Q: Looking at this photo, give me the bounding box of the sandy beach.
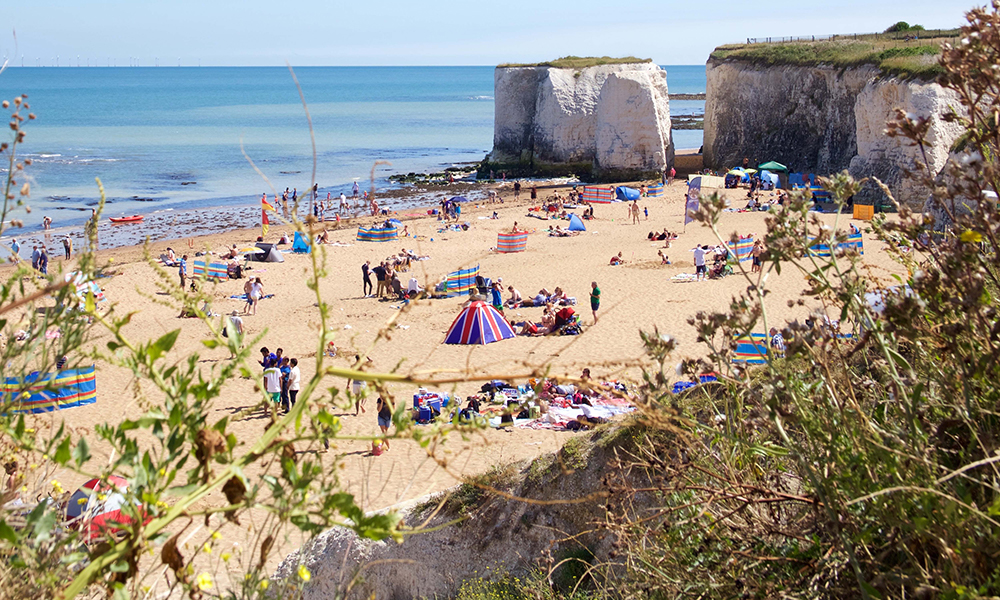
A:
[2,176,907,592]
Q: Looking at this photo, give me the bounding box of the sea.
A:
[0,65,705,234]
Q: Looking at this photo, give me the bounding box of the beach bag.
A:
[560,323,582,336]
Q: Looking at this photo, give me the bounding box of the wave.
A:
[468,96,494,101]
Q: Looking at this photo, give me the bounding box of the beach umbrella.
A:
[450,196,469,203]
[758,161,788,172]
[65,475,142,541]
[239,247,266,255]
[727,169,745,176]
[744,168,758,174]
[444,301,516,345]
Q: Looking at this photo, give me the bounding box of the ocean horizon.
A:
[0,65,705,234]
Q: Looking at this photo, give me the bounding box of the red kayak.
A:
[109,215,144,223]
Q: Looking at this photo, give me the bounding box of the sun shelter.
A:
[1,366,97,415]
[193,260,229,280]
[65,475,143,541]
[647,183,664,197]
[444,301,516,345]
[292,231,311,254]
[357,226,399,242]
[728,236,755,262]
[581,186,616,203]
[497,231,528,253]
[732,333,768,364]
[445,265,480,296]
[567,214,586,231]
[615,186,641,201]
[807,232,864,257]
[760,170,780,189]
[758,161,788,173]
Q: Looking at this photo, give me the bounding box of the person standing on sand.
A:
[669,167,676,185]
[630,201,640,224]
[287,358,301,410]
[225,311,244,358]
[38,247,48,275]
[9,239,18,263]
[590,281,601,324]
[514,180,521,200]
[250,277,263,315]
[263,362,282,409]
[530,186,537,200]
[376,396,393,450]
[751,240,763,274]
[42,216,51,230]
[372,262,387,297]
[242,278,254,313]
[362,261,373,296]
[352,180,359,199]
[179,255,187,289]
[30,245,39,270]
[62,236,72,260]
[693,245,708,281]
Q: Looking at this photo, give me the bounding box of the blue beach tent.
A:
[292,231,311,254]
[615,186,641,201]
[567,214,586,232]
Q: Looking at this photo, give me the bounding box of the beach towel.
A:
[64,271,105,306]
[581,186,616,203]
[1,366,97,415]
[193,260,229,281]
[230,293,275,301]
[292,231,311,254]
[496,231,528,253]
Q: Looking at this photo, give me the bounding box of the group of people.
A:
[362,259,422,300]
[259,347,301,414]
[9,236,74,271]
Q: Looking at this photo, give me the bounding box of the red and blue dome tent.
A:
[444,301,516,345]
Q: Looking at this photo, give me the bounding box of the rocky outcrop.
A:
[490,63,673,179]
[703,59,965,207]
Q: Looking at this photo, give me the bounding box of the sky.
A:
[3,0,980,67]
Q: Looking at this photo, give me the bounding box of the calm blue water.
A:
[0,65,704,231]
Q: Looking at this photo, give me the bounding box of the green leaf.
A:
[0,520,18,544]
[73,438,91,467]
[147,329,181,362]
[53,437,72,465]
[166,483,200,497]
[29,503,57,543]
[202,339,219,349]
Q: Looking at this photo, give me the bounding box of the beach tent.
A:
[567,214,586,232]
[760,170,780,189]
[688,174,724,189]
[758,161,788,173]
[445,264,480,296]
[615,186,641,201]
[264,247,285,262]
[65,475,143,541]
[497,231,528,253]
[647,183,664,198]
[249,242,275,262]
[581,186,616,203]
[807,232,864,257]
[1,366,97,415]
[292,231,311,254]
[357,226,399,243]
[193,261,229,280]
[444,301,516,345]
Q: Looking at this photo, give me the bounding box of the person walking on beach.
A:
[352,180,359,199]
[693,245,708,281]
[242,278,254,313]
[590,281,601,324]
[249,277,263,315]
[669,167,676,185]
[9,239,18,263]
[514,180,521,200]
[362,261,373,297]
[179,255,187,289]
[62,236,72,260]
[38,247,48,275]
[225,311,244,358]
[30,245,39,270]
[376,396,393,450]
[42,216,51,230]
[630,201,641,224]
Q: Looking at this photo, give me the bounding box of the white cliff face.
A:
[849,78,965,205]
[492,62,673,175]
[703,59,965,207]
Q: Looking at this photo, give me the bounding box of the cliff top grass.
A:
[499,56,652,69]
[711,30,961,78]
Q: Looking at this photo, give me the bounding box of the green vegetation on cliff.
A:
[711,29,960,78]
[498,56,652,69]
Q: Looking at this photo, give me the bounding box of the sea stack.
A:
[486,59,674,181]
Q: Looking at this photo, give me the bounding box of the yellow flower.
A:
[211,531,221,540]
[50,480,64,494]
[961,230,983,243]
[195,572,213,591]
[221,552,231,562]
[259,580,270,590]
[77,497,88,505]
[298,564,311,582]
[202,543,212,554]
[157,467,166,477]
[24,429,34,434]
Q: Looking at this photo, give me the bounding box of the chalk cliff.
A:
[703,59,964,206]
[490,63,673,179]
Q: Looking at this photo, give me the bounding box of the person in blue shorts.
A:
[590,281,601,324]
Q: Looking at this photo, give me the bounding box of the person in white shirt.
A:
[263,364,282,406]
[407,277,422,296]
[225,311,244,358]
[693,245,708,281]
[287,358,301,410]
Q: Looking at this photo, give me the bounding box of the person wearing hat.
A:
[62,236,72,260]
